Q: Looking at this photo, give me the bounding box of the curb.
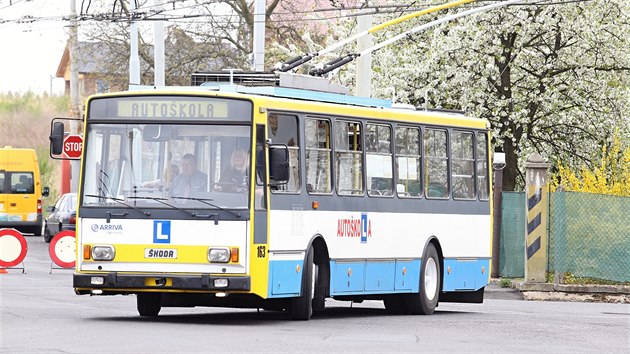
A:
[509,280,630,304]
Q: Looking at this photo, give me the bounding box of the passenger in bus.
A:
[216,148,249,193]
[170,154,207,197]
[143,153,179,189]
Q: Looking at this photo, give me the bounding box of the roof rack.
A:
[191,71,279,87]
[188,71,466,114]
[191,71,393,109]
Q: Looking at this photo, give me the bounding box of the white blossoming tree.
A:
[363,0,630,190]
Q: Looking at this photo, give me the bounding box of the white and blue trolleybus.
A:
[50,73,494,320]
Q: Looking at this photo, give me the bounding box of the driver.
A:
[170,154,207,197]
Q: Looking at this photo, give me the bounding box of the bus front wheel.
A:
[290,247,314,320]
[137,293,161,317]
[406,243,440,315]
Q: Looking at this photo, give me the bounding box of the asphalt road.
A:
[1,235,629,353]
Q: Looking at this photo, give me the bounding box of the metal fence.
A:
[499,192,525,278]
[498,191,630,283]
[549,191,630,283]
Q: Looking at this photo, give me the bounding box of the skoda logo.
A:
[91,224,99,232]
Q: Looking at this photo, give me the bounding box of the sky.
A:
[0,0,69,95]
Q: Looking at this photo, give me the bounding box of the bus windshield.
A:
[82,123,252,210]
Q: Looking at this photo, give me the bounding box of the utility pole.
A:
[129,0,140,86]
[356,12,372,97]
[69,0,80,193]
[252,0,265,71]
[153,0,165,86]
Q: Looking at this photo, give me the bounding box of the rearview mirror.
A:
[269,145,289,182]
[50,122,65,155]
[143,125,172,141]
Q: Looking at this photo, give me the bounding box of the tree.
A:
[368,0,630,191]
[78,0,334,88]
[553,130,630,196]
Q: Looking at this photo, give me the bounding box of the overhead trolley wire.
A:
[308,0,532,77]
[276,0,478,73]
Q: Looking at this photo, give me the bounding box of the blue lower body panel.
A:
[267,257,490,298]
[442,258,490,292]
[268,259,303,298]
[330,260,420,296]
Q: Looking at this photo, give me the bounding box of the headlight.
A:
[208,248,230,263]
[92,245,115,261]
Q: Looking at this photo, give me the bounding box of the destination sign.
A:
[117,100,228,118]
[88,95,252,121]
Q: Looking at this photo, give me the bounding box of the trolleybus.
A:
[50,73,494,320]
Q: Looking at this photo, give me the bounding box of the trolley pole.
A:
[524,153,550,283]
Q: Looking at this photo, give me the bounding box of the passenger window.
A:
[366,123,393,197]
[305,118,332,194]
[11,173,34,194]
[268,113,300,193]
[451,131,475,200]
[424,129,448,199]
[476,133,489,201]
[335,120,363,195]
[395,126,421,198]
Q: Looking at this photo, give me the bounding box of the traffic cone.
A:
[0,268,7,274]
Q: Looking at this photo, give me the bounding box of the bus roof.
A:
[117,77,487,129]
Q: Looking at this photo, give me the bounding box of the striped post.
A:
[524,154,550,283]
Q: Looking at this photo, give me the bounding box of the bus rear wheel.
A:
[290,248,314,320]
[137,293,161,317]
[405,243,440,315]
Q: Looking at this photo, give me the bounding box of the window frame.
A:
[366,122,394,198]
[424,128,450,200]
[333,119,364,197]
[305,116,333,196]
[394,124,422,199]
[451,130,476,201]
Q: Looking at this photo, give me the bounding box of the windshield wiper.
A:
[85,194,151,218]
[170,196,241,219]
[127,196,199,218]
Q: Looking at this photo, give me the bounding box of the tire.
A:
[405,243,441,315]
[312,246,329,313]
[32,224,42,236]
[384,294,408,314]
[43,226,52,243]
[290,248,314,320]
[137,293,161,317]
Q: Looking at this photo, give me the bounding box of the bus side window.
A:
[395,126,421,198]
[305,118,332,194]
[335,120,363,196]
[476,133,490,201]
[268,113,300,193]
[451,131,475,200]
[424,128,449,199]
[366,123,393,197]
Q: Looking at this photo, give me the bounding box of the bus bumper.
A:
[73,272,250,294]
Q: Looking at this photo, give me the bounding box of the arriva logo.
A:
[91,224,124,232]
[336,213,372,243]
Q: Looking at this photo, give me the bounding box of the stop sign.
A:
[63,134,83,159]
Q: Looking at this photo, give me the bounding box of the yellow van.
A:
[0,147,49,235]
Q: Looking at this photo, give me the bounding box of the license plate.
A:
[144,248,178,259]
